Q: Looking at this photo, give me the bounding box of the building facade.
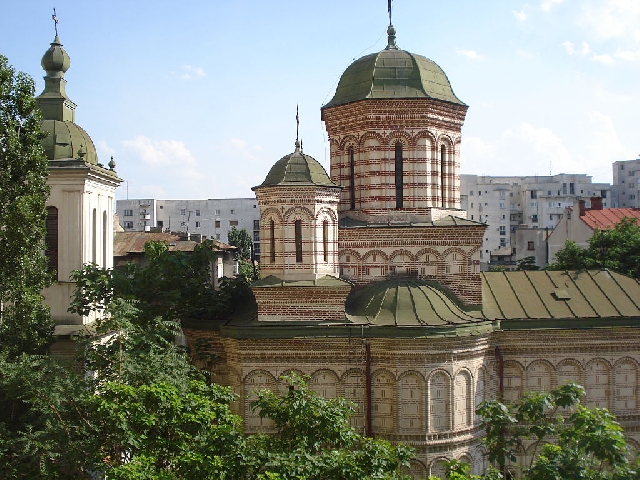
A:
[461,174,611,269]
[116,197,261,259]
[612,158,640,208]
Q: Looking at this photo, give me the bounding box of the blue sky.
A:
[3,1,639,200]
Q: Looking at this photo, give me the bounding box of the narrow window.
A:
[270,220,275,263]
[102,211,107,267]
[45,206,58,276]
[349,147,356,210]
[322,220,329,262]
[395,142,403,208]
[92,208,97,264]
[295,220,303,263]
[440,145,446,207]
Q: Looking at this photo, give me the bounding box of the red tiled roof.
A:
[581,208,640,230]
[114,232,236,257]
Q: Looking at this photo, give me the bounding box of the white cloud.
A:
[178,65,206,80]
[513,9,527,21]
[580,0,640,42]
[516,49,533,59]
[562,41,575,55]
[541,0,563,12]
[592,53,614,65]
[122,135,196,168]
[212,137,264,162]
[584,111,636,166]
[614,49,640,62]
[96,140,116,157]
[455,48,485,61]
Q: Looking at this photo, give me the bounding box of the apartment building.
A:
[461,174,610,269]
[612,158,640,208]
[116,198,261,259]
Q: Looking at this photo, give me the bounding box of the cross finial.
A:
[388,0,392,26]
[296,104,299,144]
[52,8,59,36]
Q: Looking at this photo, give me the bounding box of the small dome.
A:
[346,279,486,329]
[40,119,98,165]
[253,142,339,189]
[323,27,464,109]
[41,36,70,76]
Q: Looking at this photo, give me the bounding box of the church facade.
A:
[182,24,640,479]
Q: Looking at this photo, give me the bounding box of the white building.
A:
[116,198,261,259]
[461,174,611,269]
[612,158,640,208]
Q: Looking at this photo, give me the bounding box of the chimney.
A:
[579,199,586,216]
[590,196,603,211]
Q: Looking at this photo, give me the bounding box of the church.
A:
[35,15,640,480]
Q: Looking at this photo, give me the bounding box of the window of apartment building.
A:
[562,183,567,195]
[230,209,235,214]
[532,214,538,223]
[631,195,637,200]
[195,221,201,228]
[157,221,163,229]
[471,215,474,220]
[124,221,133,228]
[570,183,575,195]
[469,191,474,196]
[215,220,220,228]
[123,209,133,216]
[215,209,221,215]
[500,202,505,209]
[621,164,625,170]
[527,241,535,251]
[547,190,551,195]
[501,214,506,220]
[629,183,635,189]
[253,220,260,230]
[531,190,537,199]
[478,191,482,196]
[500,238,506,247]
[630,171,635,176]
[229,220,238,226]
[195,210,200,216]
[510,192,513,196]
[159,205,163,209]
[253,231,260,241]
[499,226,506,235]
[470,203,474,208]
[601,191,607,198]
[180,209,186,215]
[253,204,257,208]
[216,234,220,240]
[499,191,506,199]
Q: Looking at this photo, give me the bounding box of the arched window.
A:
[92,208,97,264]
[269,220,275,263]
[102,211,108,267]
[395,142,403,208]
[440,145,447,208]
[295,219,302,263]
[322,220,329,262]
[45,206,58,276]
[349,147,356,210]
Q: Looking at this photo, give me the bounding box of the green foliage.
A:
[476,383,635,480]
[488,265,507,272]
[516,256,540,271]
[549,218,640,277]
[246,374,412,480]
[0,55,53,357]
[228,225,253,261]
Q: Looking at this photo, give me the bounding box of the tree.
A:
[0,55,53,357]
[430,383,638,480]
[228,226,253,261]
[227,226,260,282]
[516,256,540,271]
[246,374,413,480]
[549,218,640,277]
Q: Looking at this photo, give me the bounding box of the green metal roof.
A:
[346,278,486,327]
[323,26,465,109]
[339,215,481,228]
[251,275,351,288]
[41,119,98,165]
[253,142,339,190]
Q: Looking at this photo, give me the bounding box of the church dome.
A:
[41,119,98,165]
[345,278,487,330]
[41,35,70,75]
[323,25,465,109]
[254,141,339,189]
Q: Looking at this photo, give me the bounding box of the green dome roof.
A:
[41,119,98,165]
[323,25,465,109]
[253,141,339,189]
[41,35,70,75]
[346,279,486,328]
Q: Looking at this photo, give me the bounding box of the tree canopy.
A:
[0,55,53,357]
[549,217,640,277]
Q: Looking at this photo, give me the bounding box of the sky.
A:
[2,0,639,200]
